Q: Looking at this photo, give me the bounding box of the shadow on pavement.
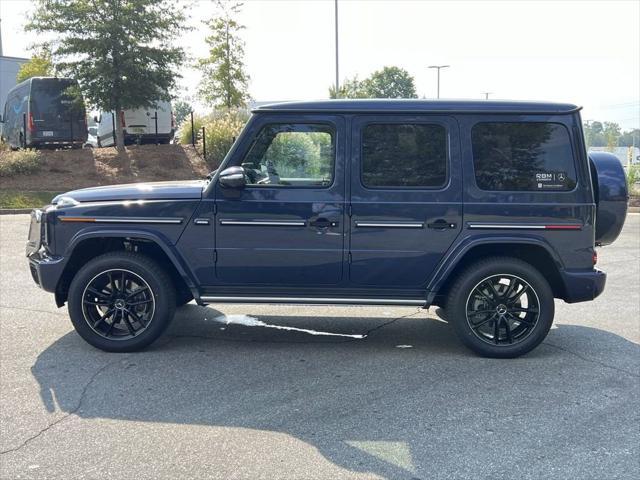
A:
[30,305,640,479]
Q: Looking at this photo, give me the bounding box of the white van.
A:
[93,100,175,146]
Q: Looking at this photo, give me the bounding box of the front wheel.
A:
[68,252,176,352]
[446,257,554,358]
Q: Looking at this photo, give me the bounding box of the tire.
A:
[445,257,554,358]
[68,252,176,352]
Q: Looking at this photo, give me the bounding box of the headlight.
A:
[56,196,80,208]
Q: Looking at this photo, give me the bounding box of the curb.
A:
[0,208,33,215]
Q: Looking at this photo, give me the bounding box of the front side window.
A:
[362,123,447,188]
[241,123,334,187]
[472,122,577,191]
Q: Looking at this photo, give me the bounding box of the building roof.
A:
[253,99,581,115]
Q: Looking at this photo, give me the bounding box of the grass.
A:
[0,190,61,209]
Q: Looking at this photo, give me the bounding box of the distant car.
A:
[93,100,175,146]
[0,76,88,149]
[25,100,628,358]
[84,126,99,148]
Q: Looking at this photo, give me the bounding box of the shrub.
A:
[177,110,249,168]
[627,165,640,196]
[0,149,43,177]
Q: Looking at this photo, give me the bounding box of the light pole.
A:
[334,0,339,98]
[481,92,492,100]
[428,65,449,99]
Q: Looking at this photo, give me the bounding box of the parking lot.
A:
[1,213,638,479]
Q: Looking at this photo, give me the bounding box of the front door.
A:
[349,115,462,288]
[214,114,345,286]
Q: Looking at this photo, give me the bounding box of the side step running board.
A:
[199,296,427,306]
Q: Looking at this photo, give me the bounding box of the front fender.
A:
[65,228,199,291]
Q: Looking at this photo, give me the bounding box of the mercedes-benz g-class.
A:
[26,100,628,357]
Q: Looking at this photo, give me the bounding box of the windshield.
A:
[30,79,85,123]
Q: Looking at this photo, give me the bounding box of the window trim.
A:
[238,121,337,190]
[470,120,579,193]
[358,120,450,191]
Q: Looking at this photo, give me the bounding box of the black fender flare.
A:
[64,228,200,300]
[425,235,565,304]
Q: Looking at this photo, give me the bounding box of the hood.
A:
[52,180,205,204]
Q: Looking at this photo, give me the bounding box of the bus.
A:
[1,77,87,149]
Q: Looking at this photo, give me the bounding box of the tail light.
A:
[28,112,35,131]
[120,111,126,128]
[592,250,598,266]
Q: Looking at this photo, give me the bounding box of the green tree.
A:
[16,47,54,82]
[173,100,193,127]
[27,0,186,156]
[328,66,418,99]
[618,128,640,147]
[198,1,250,110]
[603,122,621,152]
[363,66,418,98]
[329,76,367,99]
[583,121,605,148]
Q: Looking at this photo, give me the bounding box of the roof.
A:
[253,99,581,115]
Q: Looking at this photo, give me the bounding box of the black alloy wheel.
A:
[82,269,155,340]
[446,257,554,358]
[465,274,540,346]
[68,252,176,352]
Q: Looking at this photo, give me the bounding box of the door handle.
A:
[310,218,338,228]
[427,219,457,230]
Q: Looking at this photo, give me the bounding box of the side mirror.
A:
[218,166,246,189]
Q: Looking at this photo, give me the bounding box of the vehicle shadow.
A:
[30,305,640,479]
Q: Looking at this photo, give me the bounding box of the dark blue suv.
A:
[26,100,628,357]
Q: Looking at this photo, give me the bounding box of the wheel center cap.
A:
[496,304,508,315]
[114,299,126,310]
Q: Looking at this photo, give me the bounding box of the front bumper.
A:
[28,252,66,293]
[561,268,607,303]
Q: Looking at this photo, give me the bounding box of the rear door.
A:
[349,115,462,288]
[214,114,346,286]
[123,108,149,136]
[151,100,172,134]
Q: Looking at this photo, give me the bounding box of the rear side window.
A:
[362,123,447,188]
[472,122,576,191]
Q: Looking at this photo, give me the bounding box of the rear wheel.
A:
[68,252,176,352]
[446,257,554,358]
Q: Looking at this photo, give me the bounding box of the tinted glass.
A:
[242,124,334,187]
[472,122,576,191]
[362,123,447,188]
[30,79,85,122]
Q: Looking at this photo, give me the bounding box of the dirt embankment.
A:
[0,144,210,191]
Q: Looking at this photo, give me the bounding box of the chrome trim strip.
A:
[60,217,183,224]
[98,217,183,224]
[200,296,427,306]
[194,218,211,225]
[468,224,546,230]
[467,223,582,230]
[355,222,424,229]
[219,220,306,227]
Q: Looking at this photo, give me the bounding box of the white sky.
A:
[1,0,639,129]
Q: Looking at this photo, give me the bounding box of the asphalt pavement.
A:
[1,213,639,480]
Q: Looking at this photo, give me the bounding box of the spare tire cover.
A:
[589,152,628,246]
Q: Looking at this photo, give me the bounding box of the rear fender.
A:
[426,235,564,303]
